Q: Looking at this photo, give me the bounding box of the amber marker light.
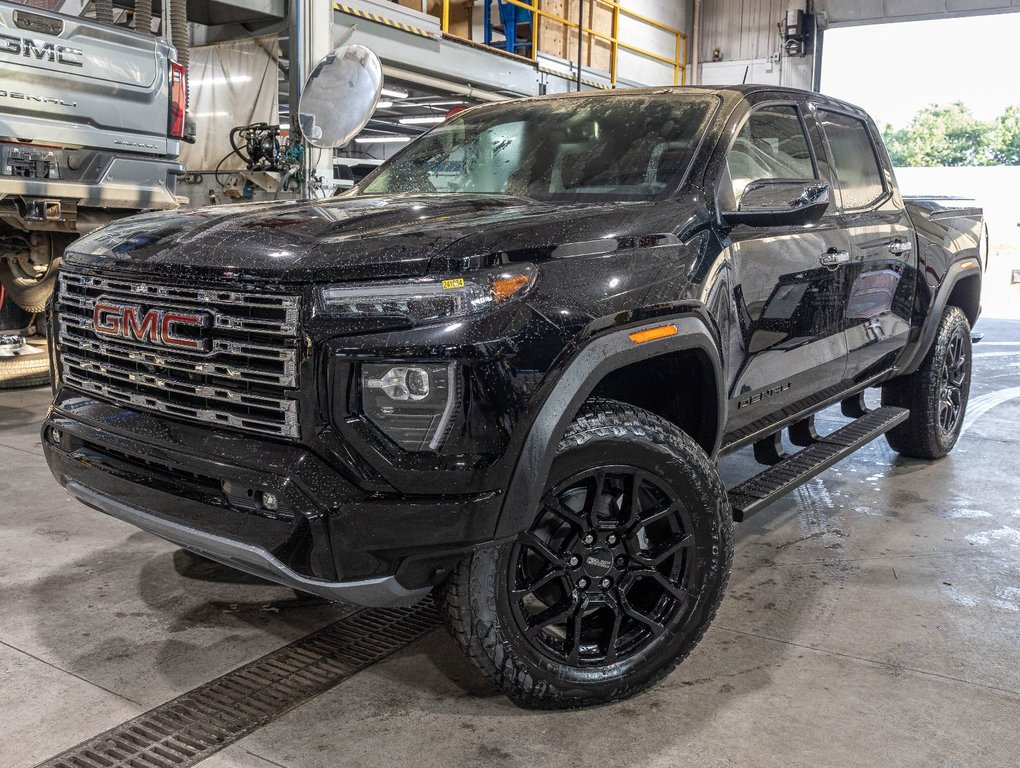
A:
[491,274,533,301]
[629,324,678,344]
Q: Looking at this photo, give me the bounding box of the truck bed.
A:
[0,1,178,158]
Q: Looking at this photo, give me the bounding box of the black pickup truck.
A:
[43,85,984,709]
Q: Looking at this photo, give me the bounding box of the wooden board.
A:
[537,0,612,74]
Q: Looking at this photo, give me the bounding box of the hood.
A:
[63,194,695,283]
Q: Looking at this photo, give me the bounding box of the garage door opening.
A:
[820,14,1020,321]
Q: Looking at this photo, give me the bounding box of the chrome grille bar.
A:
[57,271,302,439]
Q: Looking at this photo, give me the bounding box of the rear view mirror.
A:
[724,180,830,228]
[297,44,383,149]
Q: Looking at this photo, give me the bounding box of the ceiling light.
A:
[381,87,409,99]
[355,135,412,144]
[398,116,445,125]
[194,74,252,86]
[375,101,393,109]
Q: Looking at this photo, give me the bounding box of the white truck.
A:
[0,0,188,384]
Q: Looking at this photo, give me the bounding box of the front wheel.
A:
[882,306,972,459]
[438,399,732,709]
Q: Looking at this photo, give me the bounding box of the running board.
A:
[729,406,909,522]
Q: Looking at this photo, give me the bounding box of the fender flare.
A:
[898,259,982,376]
[494,314,725,539]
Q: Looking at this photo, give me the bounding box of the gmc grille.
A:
[56,271,301,439]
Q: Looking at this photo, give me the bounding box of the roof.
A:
[496,84,871,119]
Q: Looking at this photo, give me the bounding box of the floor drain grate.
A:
[36,598,440,768]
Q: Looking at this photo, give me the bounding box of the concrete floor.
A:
[3,318,1020,768]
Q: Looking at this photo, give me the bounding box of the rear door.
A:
[0,1,173,156]
[814,107,916,382]
[718,96,851,435]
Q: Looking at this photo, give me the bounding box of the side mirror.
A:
[723,180,830,228]
[297,44,383,149]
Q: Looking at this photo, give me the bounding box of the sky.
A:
[820,13,1020,130]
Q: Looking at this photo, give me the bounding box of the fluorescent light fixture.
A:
[192,111,228,118]
[381,87,409,99]
[355,135,412,144]
[398,116,445,125]
[375,101,393,109]
[194,74,252,86]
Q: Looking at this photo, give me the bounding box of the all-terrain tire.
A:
[0,338,50,389]
[438,399,732,709]
[882,306,972,459]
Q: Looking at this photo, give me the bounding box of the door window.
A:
[724,105,815,207]
[818,111,886,211]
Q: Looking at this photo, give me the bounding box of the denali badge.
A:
[92,302,210,351]
[0,33,84,67]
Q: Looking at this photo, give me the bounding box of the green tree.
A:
[990,105,1020,165]
[882,123,911,166]
[900,103,991,166]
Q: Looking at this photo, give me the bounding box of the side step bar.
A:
[729,406,909,522]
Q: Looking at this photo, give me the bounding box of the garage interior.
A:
[1,1,1019,766]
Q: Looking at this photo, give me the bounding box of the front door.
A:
[719,100,851,436]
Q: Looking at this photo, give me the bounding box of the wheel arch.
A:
[945,272,980,328]
[589,348,720,457]
[899,261,982,376]
[494,315,725,539]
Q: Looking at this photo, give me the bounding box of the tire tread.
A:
[438,398,732,709]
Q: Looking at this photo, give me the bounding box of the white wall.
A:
[696,0,813,90]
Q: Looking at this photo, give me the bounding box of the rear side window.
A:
[725,105,815,205]
[818,111,886,211]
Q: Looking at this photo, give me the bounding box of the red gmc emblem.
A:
[92,301,210,351]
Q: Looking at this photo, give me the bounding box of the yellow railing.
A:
[441,0,687,86]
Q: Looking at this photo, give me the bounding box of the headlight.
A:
[362,362,458,452]
[317,264,536,324]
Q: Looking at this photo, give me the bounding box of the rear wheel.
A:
[882,306,972,459]
[439,399,732,709]
[0,232,66,314]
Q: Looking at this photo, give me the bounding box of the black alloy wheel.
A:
[509,466,695,667]
[937,325,968,437]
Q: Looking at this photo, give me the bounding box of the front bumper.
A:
[62,480,422,606]
[43,391,503,607]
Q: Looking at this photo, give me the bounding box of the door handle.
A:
[888,239,913,255]
[819,248,851,268]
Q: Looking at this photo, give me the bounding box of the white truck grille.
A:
[56,272,302,439]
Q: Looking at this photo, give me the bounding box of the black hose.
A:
[214,146,245,188]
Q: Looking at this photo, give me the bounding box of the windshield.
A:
[359,94,715,202]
